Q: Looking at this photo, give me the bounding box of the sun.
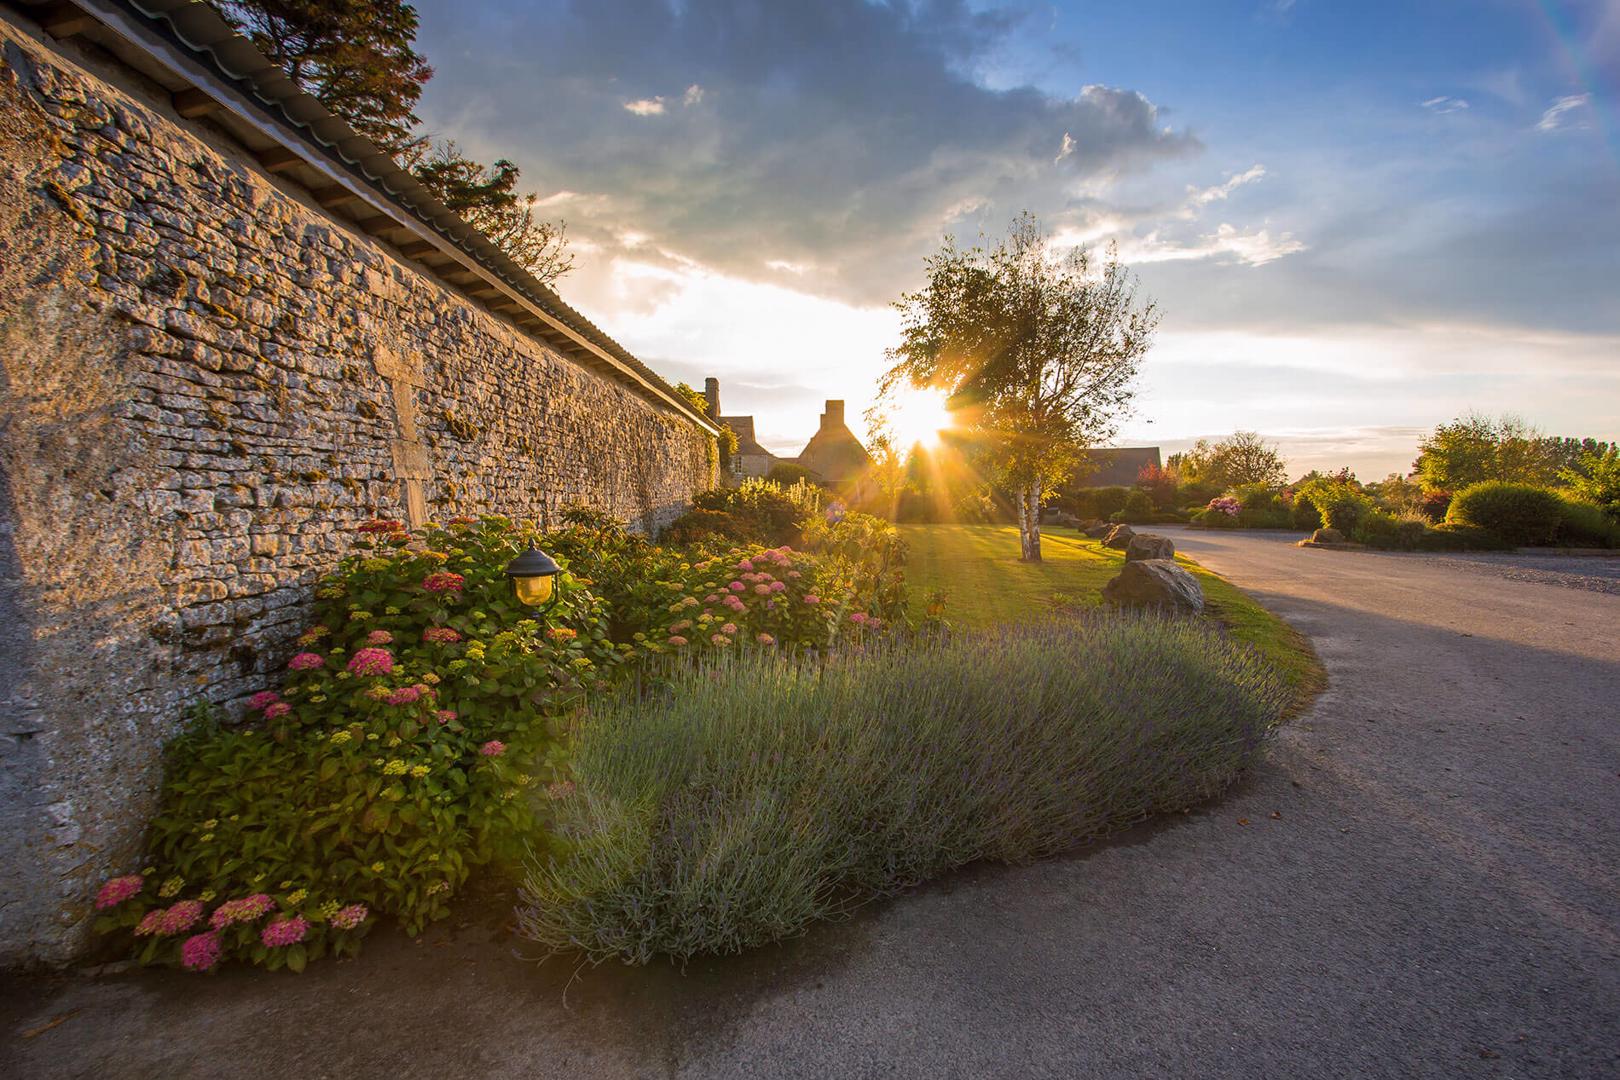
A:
[888,386,955,450]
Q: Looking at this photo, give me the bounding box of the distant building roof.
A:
[703,379,777,463]
[1079,447,1162,487]
[795,400,871,485]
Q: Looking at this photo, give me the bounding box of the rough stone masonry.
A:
[0,15,713,966]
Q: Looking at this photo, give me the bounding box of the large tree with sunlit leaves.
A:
[881,213,1158,561]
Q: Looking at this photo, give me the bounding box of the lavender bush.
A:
[517,613,1291,964]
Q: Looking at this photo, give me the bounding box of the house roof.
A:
[19,0,716,434]
[1078,447,1162,488]
[717,416,775,459]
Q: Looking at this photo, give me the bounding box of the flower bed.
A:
[94,512,896,972]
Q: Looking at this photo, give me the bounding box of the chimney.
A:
[704,377,720,420]
[821,399,844,430]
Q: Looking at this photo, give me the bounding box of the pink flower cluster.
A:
[261,915,309,947]
[1208,495,1242,517]
[95,875,143,910]
[480,740,506,757]
[347,647,395,676]
[248,690,280,711]
[849,612,880,628]
[422,626,461,644]
[435,709,458,724]
[366,629,394,646]
[721,594,747,613]
[422,571,465,594]
[263,702,291,720]
[137,900,206,936]
[181,931,222,972]
[209,893,274,929]
[330,904,369,931]
[386,685,428,706]
[667,635,688,646]
[288,651,325,671]
[357,518,405,534]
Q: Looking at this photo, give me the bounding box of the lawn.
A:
[901,524,1324,710]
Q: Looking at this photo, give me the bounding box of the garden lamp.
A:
[503,545,562,611]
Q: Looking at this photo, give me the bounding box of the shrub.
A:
[800,509,909,621]
[1556,497,1619,547]
[1083,486,1130,519]
[660,507,752,547]
[1355,510,1429,551]
[517,616,1290,965]
[1446,481,1563,546]
[1296,479,1373,535]
[1415,522,1513,551]
[682,478,822,546]
[95,516,622,971]
[1419,489,1453,522]
[1120,489,1156,523]
[1291,494,1322,531]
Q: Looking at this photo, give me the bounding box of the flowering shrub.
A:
[1208,495,1241,517]
[96,516,624,972]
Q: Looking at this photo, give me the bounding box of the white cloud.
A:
[683,84,705,106]
[1536,93,1592,132]
[623,97,666,116]
[1124,223,1306,267]
[1421,95,1469,114]
[1055,132,1076,163]
[1186,164,1266,208]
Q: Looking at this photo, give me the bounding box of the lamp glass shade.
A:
[512,572,555,607]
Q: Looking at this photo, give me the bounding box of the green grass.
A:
[901,524,1324,710]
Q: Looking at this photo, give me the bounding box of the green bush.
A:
[94,516,621,971]
[1120,489,1156,523]
[1446,481,1563,546]
[517,616,1290,965]
[800,509,909,621]
[1291,494,1322,531]
[1556,497,1619,547]
[682,478,822,546]
[1355,510,1429,550]
[1415,522,1513,551]
[1296,479,1373,535]
[1085,486,1131,519]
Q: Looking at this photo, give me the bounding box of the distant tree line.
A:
[213,1,572,283]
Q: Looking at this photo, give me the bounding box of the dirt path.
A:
[5,529,1618,1079]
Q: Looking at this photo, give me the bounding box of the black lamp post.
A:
[503,545,562,611]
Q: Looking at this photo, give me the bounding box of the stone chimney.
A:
[821,399,844,431]
[704,377,721,420]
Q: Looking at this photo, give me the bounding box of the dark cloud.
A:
[413,0,1197,299]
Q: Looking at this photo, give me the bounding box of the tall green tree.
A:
[1413,413,1554,489]
[214,2,572,283]
[1172,431,1287,490]
[881,214,1158,561]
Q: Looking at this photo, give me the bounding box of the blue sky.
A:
[413,0,1619,476]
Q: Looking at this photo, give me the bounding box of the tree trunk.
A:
[1017,482,1043,566]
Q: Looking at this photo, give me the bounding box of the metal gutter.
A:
[9,0,719,435]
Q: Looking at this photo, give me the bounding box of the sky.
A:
[412,0,1620,478]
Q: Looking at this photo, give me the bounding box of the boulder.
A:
[1310,527,1344,545]
[1103,559,1205,615]
[1125,533,1176,562]
[1041,508,1079,527]
[1102,524,1136,550]
[1084,523,1112,539]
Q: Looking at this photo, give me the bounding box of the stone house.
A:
[704,377,873,489]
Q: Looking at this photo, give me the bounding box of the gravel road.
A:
[4,528,1617,1079]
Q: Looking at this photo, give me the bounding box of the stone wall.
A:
[0,17,713,967]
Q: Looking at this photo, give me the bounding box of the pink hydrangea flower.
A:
[703,594,719,604]
[720,622,738,635]
[787,570,802,579]
[159,900,206,935]
[263,702,292,720]
[347,648,394,676]
[667,635,688,646]
[723,596,747,612]
[95,875,143,910]
[737,559,754,572]
[757,633,775,645]
[180,931,222,972]
[288,652,325,671]
[480,740,506,757]
[754,583,771,595]
[248,690,280,711]
[422,571,465,594]
[850,612,869,626]
[366,629,394,646]
[803,595,820,605]
[711,633,732,646]
[330,904,369,931]
[728,581,746,592]
[385,686,424,706]
[209,893,274,929]
[261,916,309,947]
[422,626,462,644]
[134,909,166,936]
[769,581,787,593]
[435,709,458,724]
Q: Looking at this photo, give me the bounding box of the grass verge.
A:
[517,616,1292,965]
[900,524,1324,713]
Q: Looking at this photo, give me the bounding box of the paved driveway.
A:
[5,529,1618,1079]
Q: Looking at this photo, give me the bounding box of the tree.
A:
[411,142,574,283]
[214,3,572,283]
[881,214,1157,561]
[215,1,432,159]
[1174,432,1286,490]
[1561,447,1620,519]
[1413,413,1553,489]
